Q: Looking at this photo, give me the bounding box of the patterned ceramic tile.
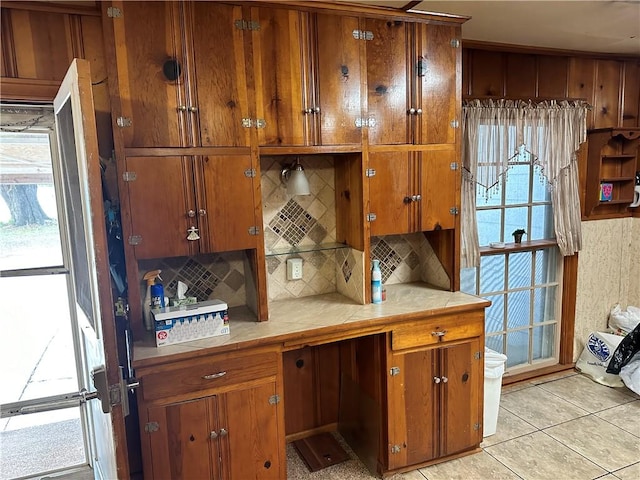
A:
[419,451,522,480]
[544,415,640,472]
[595,400,640,437]
[537,373,637,413]
[499,385,589,429]
[484,431,606,480]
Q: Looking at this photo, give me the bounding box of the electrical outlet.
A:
[287,258,303,280]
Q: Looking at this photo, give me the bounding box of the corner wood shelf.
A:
[584,128,639,220]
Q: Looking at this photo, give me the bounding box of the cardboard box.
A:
[152,299,229,347]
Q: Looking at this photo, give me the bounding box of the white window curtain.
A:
[461,99,588,267]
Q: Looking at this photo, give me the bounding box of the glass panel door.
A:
[0,109,88,478]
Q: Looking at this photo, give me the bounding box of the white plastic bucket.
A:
[484,347,507,437]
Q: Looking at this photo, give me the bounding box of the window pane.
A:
[507,289,531,329]
[486,334,504,354]
[485,294,505,334]
[508,252,532,289]
[504,164,530,205]
[506,330,529,367]
[530,204,554,240]
[534,248,558,285]
[532,324,555,361]
[480,255,505,293]
[532,166,551,202]
[504,206,528,242]
[0,132,63,270]
[534,286,557,324]
[0,275,77,404]
[460,267,477,295]
[477,208,502,246]
[476,179,503,207]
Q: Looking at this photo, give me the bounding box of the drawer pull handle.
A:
[202,371,227,380]
[431,330,447,337]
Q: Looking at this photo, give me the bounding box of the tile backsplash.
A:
[260,155,449,302]
[138,251,249,308]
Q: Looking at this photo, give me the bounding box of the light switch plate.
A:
[287,258,303,280]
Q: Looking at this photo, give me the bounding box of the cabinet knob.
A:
[313,106,321,114]
[441,376,448,383]
[415,108,422,115]
[188,106,198,113]
[210,431,218,439]
[412,194,422,202]
[187,210,196,218]
[303,108,313,114]
[408,108,416,115]
[433,377,441,384]
[219,428,228,437]
[177,105,187,112]
[199,209,207,216]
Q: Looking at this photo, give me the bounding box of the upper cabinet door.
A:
[419,150,458,231]
[414,24,460,145]
[252,8,363,147]
[110,1,186,148]
[313,13,363,146]
[365,18,410,145]
[187,2,252,147]
[252,7,306,146]
[196,154,258,253]
[368,151,411,236]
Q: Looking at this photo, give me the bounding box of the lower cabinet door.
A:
[143,380,283,479]
[386,337,483,470]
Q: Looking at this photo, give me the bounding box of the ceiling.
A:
[346,1,640,55]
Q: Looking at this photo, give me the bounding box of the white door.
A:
[53,58,130,479]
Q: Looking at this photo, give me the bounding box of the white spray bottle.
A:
[143,269,162,331]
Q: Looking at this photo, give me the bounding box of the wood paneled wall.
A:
[463,46,640,130]
[1,1,114,186]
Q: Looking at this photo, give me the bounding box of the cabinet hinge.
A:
[107,6,122,18]
[450,38,461,48]
[474,422,481,431]
[128,235,142,245]
[254,118,266,129]
[366,213,377,222]
[248,226,260,236]
[450,162,459,171]
[450,119,459,128]
[475,351,482,360]
[268,394,280,405]
[242,118,266,129]
[244,168,256,178]
[234,19,260,31]
[116,116,132,128]
[241,118,252,128]
[355,117,376,128]
[390,444,402,454]
[389,366,400,376]
[365,168,376,177]
[122,171,137,182]
[352,29,374,40]
[145,422,159,433]
[449,207,459,215]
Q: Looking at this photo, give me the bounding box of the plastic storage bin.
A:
[484,347,507,437]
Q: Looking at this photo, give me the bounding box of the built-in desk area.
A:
[133,283,489,479]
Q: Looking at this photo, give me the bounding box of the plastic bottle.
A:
[143,270,163,331]
[371,259,382,304]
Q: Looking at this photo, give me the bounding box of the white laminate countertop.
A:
[133,282,489,368]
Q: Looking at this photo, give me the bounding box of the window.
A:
[462,147,562,374]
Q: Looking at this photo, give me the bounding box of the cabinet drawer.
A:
[142,351,278,401]
[391,311,484,351]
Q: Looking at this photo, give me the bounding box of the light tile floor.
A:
[287,371,640,480]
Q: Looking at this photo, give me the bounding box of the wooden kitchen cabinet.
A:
[385,335,483,469]
[107,1,252,148]
[368,149,459,236]
[251,7,363,146]
[137,350,284,479]
[583,127,640,219]
[122,152,259,259]
[365,19,461,146]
